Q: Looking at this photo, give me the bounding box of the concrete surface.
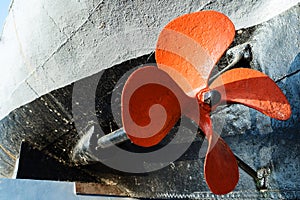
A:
[0,178,136,200]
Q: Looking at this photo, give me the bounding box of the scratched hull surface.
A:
[0,0,300,199]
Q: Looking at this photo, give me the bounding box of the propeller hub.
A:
[198,89,221,108]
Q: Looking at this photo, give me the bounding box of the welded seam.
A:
[47,93,73,122]
[39,93,75,153]
[31,0,106,77]
[25,81,39,97]
[6,0,105,103]
[41,5,68,38]
[156,189,300,199]
[0,155,14,167]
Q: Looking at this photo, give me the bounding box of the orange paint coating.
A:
[121,11,291,195]
[122,66,239,194]
[205,134,239,195]
[122,66,191,147]
[185,97,239,195]
[210,68,292,120]
[156,11,235,92]
[127,83,180,147]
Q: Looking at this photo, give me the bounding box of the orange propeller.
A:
[210,68,291,120]
[156,10,235,95]
[121,11,291,195]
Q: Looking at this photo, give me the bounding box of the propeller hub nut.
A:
[198,89,221,107]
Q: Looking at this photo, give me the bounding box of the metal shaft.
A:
[96,128,259,181]
[208,44,251,85]
[235,155,258,181]
[97,127,128,149]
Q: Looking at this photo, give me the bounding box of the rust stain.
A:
[75,182,130,197]
[0,144,16,161]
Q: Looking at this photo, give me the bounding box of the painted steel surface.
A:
[121,11,291,195]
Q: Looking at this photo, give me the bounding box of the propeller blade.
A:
[210,68,291,120]
[201,115,239,195]
[122,66,189,147]
[156,11,235,95]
